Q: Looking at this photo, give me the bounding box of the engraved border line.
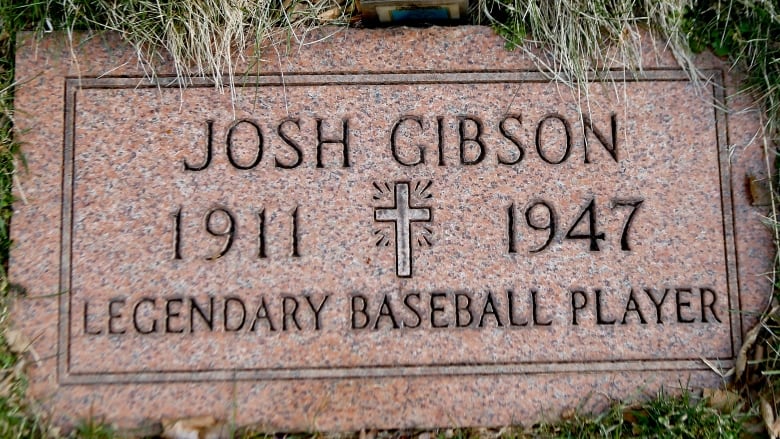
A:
[712,69,741,357]
[62,359,730,385]
[59,69,738,384]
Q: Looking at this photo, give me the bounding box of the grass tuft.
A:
[681,1,780,435]
[73,417,116,439]
[59,0,353,90]
[685,0,780,140]
[473,0,698,90]
[536,390,747,438]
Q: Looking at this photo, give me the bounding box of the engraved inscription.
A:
[82,294,331,334]
[374,181,432,277]
[204,207,235,260]
[171,206,301,259]
[389,112,617,167]
[506,197,644,253]
[183,118,351,170]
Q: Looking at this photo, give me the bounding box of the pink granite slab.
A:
[11,27,772,430]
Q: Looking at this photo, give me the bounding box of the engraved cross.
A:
[375,182,431,277]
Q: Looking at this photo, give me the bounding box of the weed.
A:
[534,390,747,438]
[54,0,351,90]
[72,418,116,439]
[534,403,625,438]
[684,0,780,140]
[622,391,745,438]
[473,0,698,93]
[0,4,53,439]
[683,0,780,434]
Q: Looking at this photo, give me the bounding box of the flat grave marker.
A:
[10,27,772,430]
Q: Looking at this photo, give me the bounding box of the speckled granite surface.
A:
[10,27,772,430]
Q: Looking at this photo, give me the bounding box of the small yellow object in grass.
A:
[703,388,741,413]
[161,416,228,439]
[761,396,780,439]
[4,328,39,363]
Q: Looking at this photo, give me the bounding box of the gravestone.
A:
[11,27,772,430]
